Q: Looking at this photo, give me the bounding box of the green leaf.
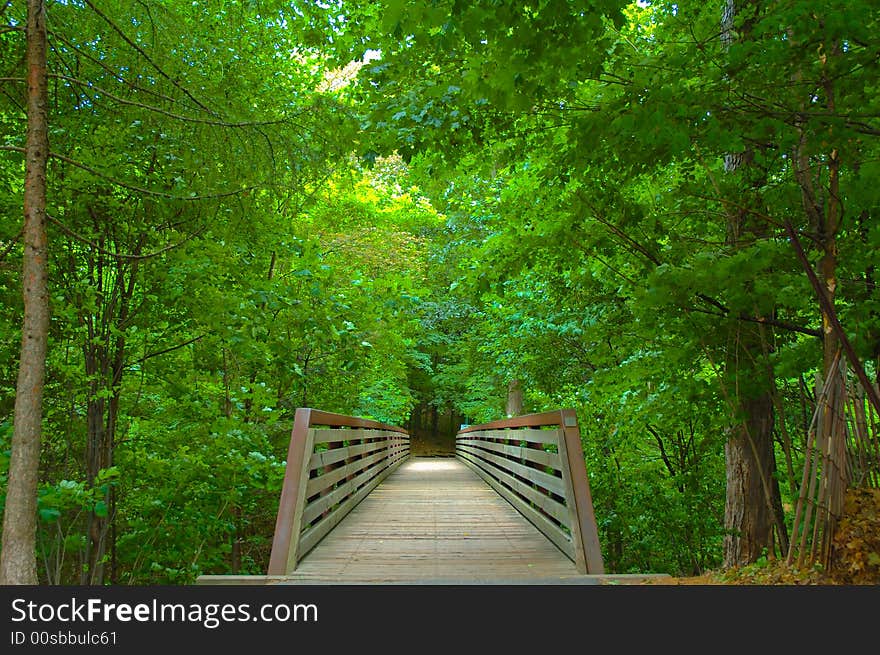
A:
[39,508,61,523]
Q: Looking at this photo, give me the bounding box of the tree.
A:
[717,0,787,567]
[1,0,49,586]
[338,0,879,572]
[0,0,361,584]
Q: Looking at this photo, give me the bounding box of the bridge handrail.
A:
[456,409,604,574]
[268,408,410,575]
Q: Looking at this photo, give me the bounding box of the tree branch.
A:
[0,145,260,200]
[0,228,23,263]
[51,74,288,129]
[129,334,205,366]
[735,313,822,339]
[647,424,677,478]
[82,0,218,116]
[684,305,822,338]
[782,216,880,414]
[48,213,206,261]
[576,191,662,265]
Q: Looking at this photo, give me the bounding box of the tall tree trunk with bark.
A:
[0,0,50,585]
[817,39,842,380]
[506,379,523,417]
[722,385,786,564]
[720,0,788,566]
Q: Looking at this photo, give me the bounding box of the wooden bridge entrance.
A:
[198,408,666,584]
[264,457,579,582]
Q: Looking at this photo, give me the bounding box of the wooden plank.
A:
[559,408,605,574]
[305,409,409,433]
[556,414,586,574]
[456,443,566,496]
[458,410,570,433]
[456,438,562,471]
[197,573,674,585]
[454,446,570,526]
[457,428,561,446]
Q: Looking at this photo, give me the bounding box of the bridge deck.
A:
[283,456,580,583]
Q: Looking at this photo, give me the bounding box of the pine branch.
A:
[48,29,179,107]
[0,145,259,200]
[48,213,206,261]
[82,0,217,116]
[51,74,287,129]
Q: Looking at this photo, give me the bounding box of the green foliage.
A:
[2,0,878,583]
[333,0,880,574]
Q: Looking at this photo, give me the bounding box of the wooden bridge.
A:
[198,408,667,584]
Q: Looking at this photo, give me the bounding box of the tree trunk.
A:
[78,233,138,585]
[506,378,523,417]
[723,390,781,564]
[856,210,879,384]
[231,505,242,574]
[817,31,842,376]
[721,228,789,566]
[0,0,50,586]
[720,0,787,567]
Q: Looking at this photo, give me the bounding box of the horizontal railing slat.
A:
[306,447,399,498]
[459,428,561,446]
[456,438,562,471]
[457,451,575,560]
[308,439,392,470]
[311,427,405,445]
[456,443,566,497]
[455,445,571,527]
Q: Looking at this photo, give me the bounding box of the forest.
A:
[1,0,878,585]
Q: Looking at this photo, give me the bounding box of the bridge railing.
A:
[456,409,604,574]
[268,408,410,575]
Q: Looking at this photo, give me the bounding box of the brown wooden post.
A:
[267,408,316,575]
[558,408,604,574]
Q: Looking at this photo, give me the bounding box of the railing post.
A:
[267,407,316,575]
[558,409,605,574]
